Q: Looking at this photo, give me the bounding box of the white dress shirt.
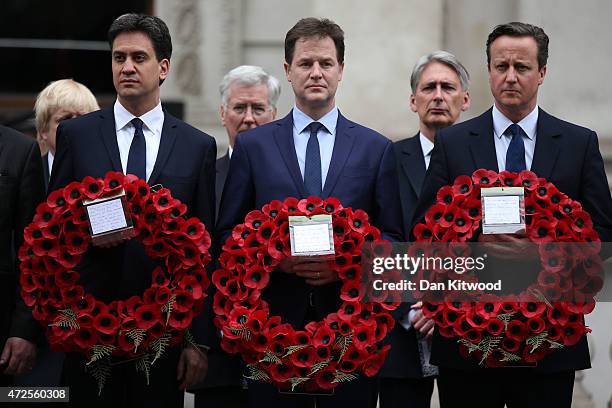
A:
[292,106,338,187]
[419,132,434,170]
[114,100,164,181]
[47,150,55,181]
[492,104,538,171]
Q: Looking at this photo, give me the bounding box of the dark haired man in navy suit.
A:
[217,17,403,408]
[50,13,216,408]
[412,22,612,408]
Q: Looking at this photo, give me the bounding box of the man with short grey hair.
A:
[215,65,280,214]
[192,65,280,408]
[377,50,470,408]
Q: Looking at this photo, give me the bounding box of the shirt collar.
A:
[292,105,339,135]
[419,132,434,158]
[114,100,164,134]
[492,104,538,140]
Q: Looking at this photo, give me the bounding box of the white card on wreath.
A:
[481,187,526,234]
[288,214,335,257]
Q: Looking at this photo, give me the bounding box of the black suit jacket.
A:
[412,108,612,373]
[42,153,50,192]
[215,152,230,217]
[49,106,217,346]
[380,133,427,379]
[0,126,45,348]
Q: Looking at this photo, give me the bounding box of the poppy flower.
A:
[102,171,125,193]
[475,300,501,319]
[329,219,349,242]
[168,310,193,330]
[298,196,323,214]
[526,316,545,333]
[340,281,362,302]
[245,210,265,231]
[313,366,336,390]
[93,310,120,335]
[501,337,520,353]
[486,319,504,336]
[322,197,342,214]
[518,170,538,190]
[47,189,68,209]
[288,346,316,368]
[363,345,390,377]
[64,232,89,256]
[352,324,375,349]
[81,176,104,200]
[546,325,562,341]
[499,171,519,187]
[465,309,487,329]
[472,169,499,187]
[506,320,528,341]
[243,266,270,290]
[282,197,300,213]
[439,205,460,229]
[178,276,204,301]
[436,186,455,205]
[413,224,434,242]
[520,301,546,318]
[571,210,593,233]
[134,304,162,330]
[151,188,173,213]
[462,198,482,221]
[172,289,195,313]
[529,219,555,242]
[452,175,473,197]
[349,210,369,234]
[63,181,84,205]
[74,327,98,349]
[363,225,381,243]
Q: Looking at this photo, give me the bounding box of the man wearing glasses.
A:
[215,65,281,215]
[191,65,280,408]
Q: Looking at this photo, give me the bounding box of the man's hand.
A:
[279,257,338,286]
[478,233,538,260]
[176,345,208,390]
[410,302,434,338]
[0,337,36,375]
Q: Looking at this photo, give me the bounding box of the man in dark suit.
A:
[193,65,280,408]
[49,14,216,408]
[378,51,470,408]
[214,65,280,215]
[412,22,612,408]
[217,17,403,408]
[0,125,45,384]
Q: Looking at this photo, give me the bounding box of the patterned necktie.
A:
[505,123,526,172]
[304,122,324,197]
[127,118,147,180]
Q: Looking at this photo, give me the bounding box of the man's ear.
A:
[461,91,471,112]
[409,94,418,113]
[538,65,547,86]
[284,61,291,82]
[159,59,170,82]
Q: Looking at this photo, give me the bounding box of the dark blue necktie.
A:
[127,118,146,180]
[505,123,526,172]
[304,122,323,197]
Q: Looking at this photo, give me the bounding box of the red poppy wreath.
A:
[19,171,211,379]
[212,197,397,391]
[413,169,602,366]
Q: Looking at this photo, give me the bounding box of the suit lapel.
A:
[530,108,561,179]
[273,112,308,197]
[400,134,426,197]
[149,111,178,185]
[468,109,499,172]
[99,107,123,173]
[323,112,356,197]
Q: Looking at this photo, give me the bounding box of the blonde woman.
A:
[34,79,99,187]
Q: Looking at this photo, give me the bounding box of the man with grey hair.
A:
[377,50,470,408]
[192,65,280,408]
[215,65,280,214]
